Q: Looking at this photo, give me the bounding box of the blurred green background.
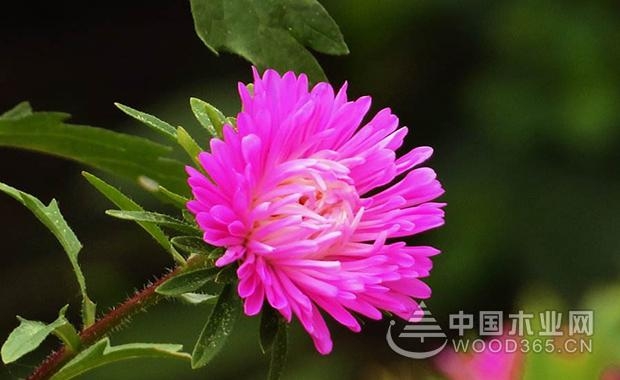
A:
[1,1,619,379]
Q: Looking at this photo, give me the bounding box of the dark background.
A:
[1,1,619,379]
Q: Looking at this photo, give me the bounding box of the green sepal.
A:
[259,306,280,354]
[105,210,201,235]
[156,267,220,296]
[267,319,288,380]
[191,284,241,368]
[177,126,204,166]
[171,236,219,257]
[189,97,225,137]
[156,186,189,209]
[177,292,219,305]
[214,265,237,284]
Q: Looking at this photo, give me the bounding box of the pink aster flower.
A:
[186,68,445,354]
[436,336,524,380]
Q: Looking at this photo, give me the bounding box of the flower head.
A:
[436,336,524,380]
[186,68,445,354]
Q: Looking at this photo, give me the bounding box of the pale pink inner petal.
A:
[186,68,445,355]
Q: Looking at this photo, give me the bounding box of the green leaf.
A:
[214,265,237,284]
[520,286,620,380]
[205,105,226,134]
[52,320,81,353]
[105,210,201,235]
[191,284,241,368]
[115,102,207,166]
[280,1,349,55]
[177,126,204,165]
[189,97,225,137]
[0,182,96,327]
[156,267,220,296]
[1,306,78,364]
[267,319,288,380]
[189,0,348,82]
[171,236,218,257]
[225,116,237,128]
[82,172,185,264]
[259,307,288,380]
[0,106,187,194]
[0,101,33,119]
[178,292,219,305]
[50,338,190,380]
[259,306,280,354]
[156,185,189,209]
[114,103,178,140]
[182,209,197,224]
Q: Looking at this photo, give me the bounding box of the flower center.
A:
[295,177,358,225]
[251,158,362,246]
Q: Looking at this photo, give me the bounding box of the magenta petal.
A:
[185,68,445,355]
[243,284,264,316]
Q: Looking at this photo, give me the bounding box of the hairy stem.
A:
[27,255,207,380]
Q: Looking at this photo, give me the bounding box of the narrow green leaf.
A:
[177,126,203,165]
[105,210,201,235]
[225,116,236,128]
[214,265,237,284]
[191,284,241,368]
[82,172,185,264]
[190,97,219,137]
[189,0,349,82]
[202,102,226,136]
[156,185,189,209]
[0,107,187,194]
[190,97,227,137]
[182,209,197,224]
[0,182,96,326]
[114,103,178,140]
[259,306,280,354]
[1,306,77,364]
[53,321,81,354]
[171,236,218,257]
[267,320,288,380]
[0,101,33,119]
[156,267,219,296]
[135,178,188,209]
[50,338,190,380]
[178,292,219,305]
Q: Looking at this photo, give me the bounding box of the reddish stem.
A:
[27,267,180,380]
